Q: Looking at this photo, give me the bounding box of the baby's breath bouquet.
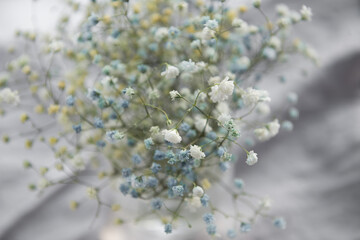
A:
[0,0,317,237]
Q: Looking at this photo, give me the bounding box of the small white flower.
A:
[49,40,64,53]
[201,27,216,40]
[161,65,180,79]
[179,59,197,72]
[209,76,234,103]
[208,76,221,85]
[256,103,270,115]
[169,90,180,101]
[162,129,182,144]
[192,186,204,197]
[190,145,205,160]
[155,27,169,41]
[268,36,281,51]
[218,113,231,124]
[174,1,188,13]
[290,11,301,23]
[276,4,290,16]
[252,0,261,8]
[232,18,246,28]
[237,56,251,70]
[242,88,271,106]
[254,127,271,141]
[300,5,312,21]
[195,116,213,133]
[0,88,20,105]
[86,187,97,199]
[190,39,201,49]
[267,119,280,136]
[246,150,258,166]
[261,196,272,209]
[186,196,202,211]
[204,19,218,30]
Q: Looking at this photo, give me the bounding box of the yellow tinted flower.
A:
[201,178,211,190]
[34,104,44,114]
[48,104,60,114]
[25,139,33,149]
[20,113,29,123]
[49,137,58,146]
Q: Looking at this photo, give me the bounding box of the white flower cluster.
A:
[241,88,271,106]
[254,119,280,141]
[209,77,235,103]
[190,145,205,159]
[161,65,180,79]
[0,88,20,105]
[162,129,182,144]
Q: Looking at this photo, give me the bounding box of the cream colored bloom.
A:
[162,129,182,144]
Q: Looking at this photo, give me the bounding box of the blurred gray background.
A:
[0,0,360,239]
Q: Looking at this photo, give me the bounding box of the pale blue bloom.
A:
[151,198,162,210]
[273,217,286,229]
[151,162,161,174]
[154,150,166,161]
[66,95,75,106]
[144,138,154,150]
[227,229,236,238]
[122,168,132,178]
[206,224,216,235]
[72,124,82,134]
[201,194,210,207]
[203,213,214,225]
[94,118,104,128]
[240,222,251,232]
[164,223,172,234]
[234,178,244,189]
[172,185,184,196]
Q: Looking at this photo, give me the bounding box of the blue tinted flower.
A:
[88,14,99,26]
[203,213,214,225]
[206,224,216,235]
[146,176,159,188]
[186,129,196,138]
[273,217,286,229]
[164,223,172,234]
[227,229,236,238]
[132,154,142,165]
[66,95,75,106]
[180,123,190,132]
[144,138,154,150]
[151,198,162,210]
[201,194,210,207]
[206,131,217,140]
[219,162,229,172]
[96,140,106,148]
[119,183,130,195]
[106,130,124,142]
[137,64,148,73]
[94,118,104,128]
[131,189,138,198]
[151,162,161,174]
[289,107,299,119]
[240,222,251,232]
[234,178,244,189]
[87,88,100,101]
[122,168,132,178]
[263,47,277,60]
[281,120,294,131]
[216,147,226,157]
[154,150,166,161]
[121,99,129,108]
[169,26,180,38]
[72,124,82,134]
[167,177,177,188]
[172,185,184,197]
